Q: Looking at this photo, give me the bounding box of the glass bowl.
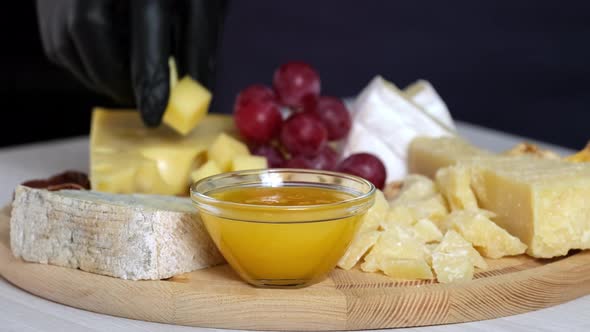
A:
[190,168,376,288]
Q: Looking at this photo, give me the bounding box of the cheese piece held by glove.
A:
[163,76,212,136]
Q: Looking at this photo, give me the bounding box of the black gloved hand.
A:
[36,0,227,127]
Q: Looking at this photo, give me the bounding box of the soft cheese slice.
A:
[90,109,236,195]
[342,76,454,183]
[404,80,455,131]
[10,186,225,280]
[408,136,590,258]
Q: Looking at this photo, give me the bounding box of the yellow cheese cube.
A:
[208,133,250,171]
[388,174,448,225]
[435,165,478,211]
[337,231,380,270]
[163,76,212,136]
[90,108,235,195]
[413,218,443,243]
[378,258,433,280]
[140,146,203,194]
[381,205,415,228]
[394,175,438,204]
[447,210,527,258]
[432,230,486,284]
[357,190,389,233]
[406,194,449,223]
[231,155,268,171]
[190,160,222,183]
[361,225,431,277]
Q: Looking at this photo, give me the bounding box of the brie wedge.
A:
[342,76,455,183]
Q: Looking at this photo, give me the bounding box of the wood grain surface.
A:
[2,206,590,331]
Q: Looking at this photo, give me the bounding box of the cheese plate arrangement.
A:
[2,61,590,330]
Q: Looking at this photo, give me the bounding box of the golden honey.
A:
[191,169,375,288]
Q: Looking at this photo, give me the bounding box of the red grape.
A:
[234,98,283,144]
[280,113,327,157]
[283,156,312,169]
[315,96,352,141]
[307,146,339,170]
[273,62,320,109]
[336,153,387,190]
[250,144,285,168]
[235,84,276,106]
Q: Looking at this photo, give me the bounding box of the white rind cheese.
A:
[404,80,455,132]
[342,76,454,183]
[10,186,224,280]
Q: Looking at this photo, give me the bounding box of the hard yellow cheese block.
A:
[90,108,235,195]
[409,136,590,258]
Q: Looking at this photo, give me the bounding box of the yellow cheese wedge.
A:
[432,230,486,284]
[446,210,527,258]
[413,218,443,243]
[337,231,380,270]
[163,76,212,136]
[409,136,590,258]
[90,108,235,195]
[231,155,268,171]
[362,225,432,280]
[190,160,222,183]
[409,136,493,178]
[435,165,478,211]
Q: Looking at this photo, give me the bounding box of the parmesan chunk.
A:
[409,136,590,258]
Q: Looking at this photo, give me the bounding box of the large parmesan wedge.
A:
[409,136,590,258]
[10,186,224,280]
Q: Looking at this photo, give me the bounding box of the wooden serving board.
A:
[2,206,590,331]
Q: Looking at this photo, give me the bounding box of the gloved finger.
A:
[175,0,228,89]
[36,0,94,90]
[131,0,172,127]
[69,1,134,105]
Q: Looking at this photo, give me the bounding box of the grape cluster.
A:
[233,61,386,189]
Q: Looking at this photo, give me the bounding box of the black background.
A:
[2,1,590,149]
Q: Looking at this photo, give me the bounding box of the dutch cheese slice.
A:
[90,108,235,195]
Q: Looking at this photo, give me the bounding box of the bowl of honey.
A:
[190,168,376,288]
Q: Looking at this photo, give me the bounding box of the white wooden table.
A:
[1,122,589,332]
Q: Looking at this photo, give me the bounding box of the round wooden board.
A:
[2,207,590,331]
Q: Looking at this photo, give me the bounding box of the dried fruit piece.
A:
[21,170,90,191]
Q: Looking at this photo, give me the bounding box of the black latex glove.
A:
[36,0,227,127]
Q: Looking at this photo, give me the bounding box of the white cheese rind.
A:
[10,186,224,280]
[404,80,455,132]
[342,76,454,183]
